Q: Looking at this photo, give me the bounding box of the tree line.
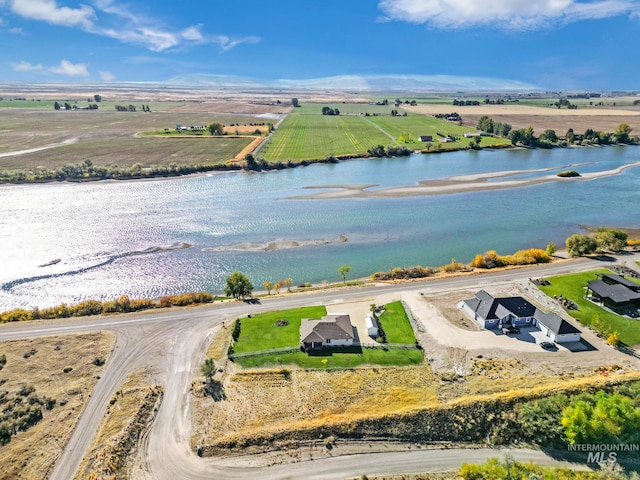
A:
[476,115,637,146]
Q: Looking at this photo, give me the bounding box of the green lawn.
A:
[237,348,424,369]
[378,301,418,343]
[231,303,424,368]
[233,306,326,353]
[538,269,640,346]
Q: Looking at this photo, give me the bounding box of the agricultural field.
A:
[261,113,392,161]
[538,269,640,346]
[261,104,508,162]
[366,114,510,149]
[0,109,261,173]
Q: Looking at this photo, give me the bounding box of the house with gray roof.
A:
[461,291,582,343]
[300,314,355,350]
[587,277,640,311]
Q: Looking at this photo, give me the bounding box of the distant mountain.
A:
[166,74,540,92]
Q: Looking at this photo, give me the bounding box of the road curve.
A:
[2,254,635,479]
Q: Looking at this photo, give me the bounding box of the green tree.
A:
[565,234,597,257]
[200,358,216,381]
[338,265,351,284]
[565,128,575,143]
[93,94,102,102]
[539,129,558,143]
[508,128,524,145]
[291,98,300,107]
[476,115,494,133]
[545,242,557,256]
[224,271,253,299]
[244,153,259,170]
[561,390,640,444]
[208,122,224,135]
[54,101,61,110]
[595,228,627,252]
[614,123,632,143]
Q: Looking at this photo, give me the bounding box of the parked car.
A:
[539,341,555,349]
[502,326,520,334]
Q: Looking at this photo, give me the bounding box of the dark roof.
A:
[300,314,354,343]
[464,291,536,321]
[588,280,640,304]
[495,296,536,318]
[464,290,499,321]
[601,273,640,290]
[535,309,581,335]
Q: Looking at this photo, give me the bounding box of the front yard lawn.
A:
[232,306,326,354]
[231,302,424,368]
[537,269,640,346]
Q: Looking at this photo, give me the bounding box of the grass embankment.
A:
[199,371,640,454]
[538,269,640,346]
[261,104,509,162]
[74,370,162,480]
[0,332,115,480]
[230,303,423,368]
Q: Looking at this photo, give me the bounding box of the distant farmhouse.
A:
[587,273,640,311]
[300,314,355,350]
[419,135,433,142]
[461,290,582,343]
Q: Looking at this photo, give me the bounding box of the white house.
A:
[300,314,355,350]
[365,314,378,337]
[461,291,582,344]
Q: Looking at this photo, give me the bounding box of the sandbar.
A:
[292,161,640,199]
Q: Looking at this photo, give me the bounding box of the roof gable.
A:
[300,314,354,343]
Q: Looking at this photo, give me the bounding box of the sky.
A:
[1,0,639,90]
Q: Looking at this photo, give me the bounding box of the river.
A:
[1,146,639,310]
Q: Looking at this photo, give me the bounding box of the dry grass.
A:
[0,332,115,480]
[191,363,439,447]
[74,369,161,480]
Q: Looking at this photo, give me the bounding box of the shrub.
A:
[557,170,580,177]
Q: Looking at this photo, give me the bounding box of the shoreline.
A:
[1,142,637,186]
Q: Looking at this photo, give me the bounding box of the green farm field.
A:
[261,113,392,161]
[538,269,640,346]
[262,106,509,161]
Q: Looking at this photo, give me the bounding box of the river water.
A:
[1,146,639,310]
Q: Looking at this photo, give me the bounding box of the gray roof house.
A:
[462,291,582,343]
[300,314,355,350]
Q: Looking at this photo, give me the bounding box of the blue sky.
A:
[1,0,639,90]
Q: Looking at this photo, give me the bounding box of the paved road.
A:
[1,254,634,479]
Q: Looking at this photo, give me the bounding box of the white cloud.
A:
[214,35,260,52]
[378,0,639,30]
[9,26,23,33]
[3,0,259,53]
[99,70,115,82]
[12,61,42,71]
[10,0,94,28]
[49,59,89,76]
[181,25,203,42]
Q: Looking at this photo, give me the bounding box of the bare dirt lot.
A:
[405,103,640,134]
[0,332,115,480]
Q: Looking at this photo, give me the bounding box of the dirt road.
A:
[1,253,637,479]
